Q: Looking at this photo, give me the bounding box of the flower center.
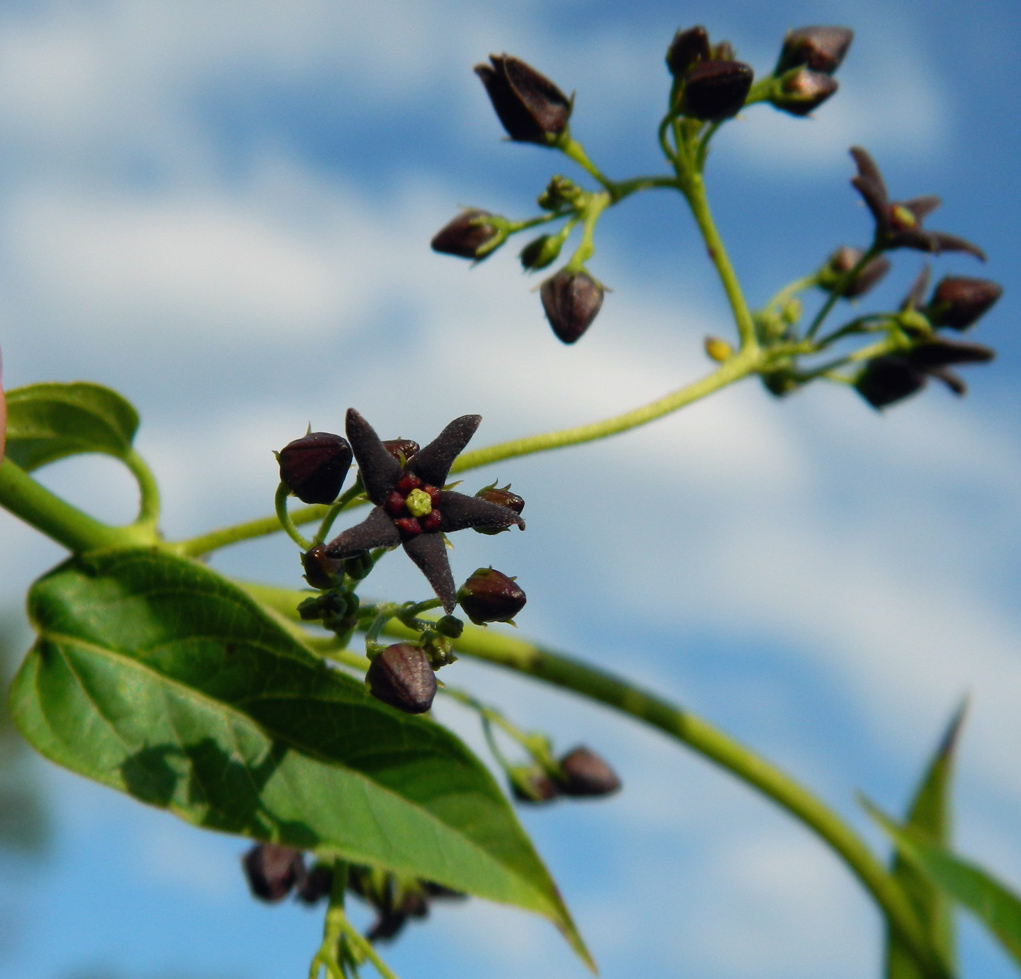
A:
[405,488,434,517]
[890,204,917,230]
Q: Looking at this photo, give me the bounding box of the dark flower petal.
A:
[927,367,967,396]
[903,195,941,222]
[325,506,401,558]
[907,339,995,368]
[855,356,928,408]
[438,491,525,533]
[924,232,986,261]
[402,532,457,612]
[902,264,932,310]
[346,409,402,505]
[408,414,482,487]
[849,146,889,225]
[926,276,1003,330]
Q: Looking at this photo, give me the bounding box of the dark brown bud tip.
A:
[771,70,838,116]
[540,268,604,344]
[681,59,754,121]
[821,247,891,298]
[242,844,304,902]
[474,484,525,535]
[855,356,927,409]
[381,438,420,465]
[475,54,572,145]
[509,764,560,804]
[666,25,710,77]
[302,544,343,590]
[776,26,853,76]
[557,747,622,797]
[278,432,353,505]
[366,644,437,714]
[295,864,334,905]
[458,567,527,625]
[925,277,1003,331]
[431,209,501,260]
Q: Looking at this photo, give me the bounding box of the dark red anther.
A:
[384,491,407,516]
[425,485,442,506]
[396,473,423,494]
[422,510,443,531]
[394,517,422,537]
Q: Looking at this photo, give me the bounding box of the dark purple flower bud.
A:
[557,747,621,797]
[474,483,525,536]
[925,277,1003,331]
[474,54,572,146]
[681,59,754,121]
[296,863,334,905]
[519,234,562,271]
[431,209,502,260]
[302,544,343,590]
[776,26,853,76]
[906,339,995,369]
[855,356,928,408]
[242,844,304,902]
[509,764,560,804]
[540,268,605,344]
[278,432,352,505]
[666,25,710,77]
[820,246,891,298]
[770,69,838,116]
[458,568,526,625]
[381,438,419,466]
[366,643,437,714]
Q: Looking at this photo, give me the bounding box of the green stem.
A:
[313,482,368,546]
[125,449,161,529]
[565,192,610,271]
[172,503,329,558]
[0,456,158,553]
[559,136,617,197]
[763,272,822,318]
[680,168,758,351]
[275,483,314,551]
[450,346,761,473]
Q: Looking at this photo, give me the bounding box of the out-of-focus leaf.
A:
[8,549,591,968]
[885,705,965,979]
[3,382,139,471]
[870,802,1021,969]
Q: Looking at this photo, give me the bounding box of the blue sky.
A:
[1,1,1020,977]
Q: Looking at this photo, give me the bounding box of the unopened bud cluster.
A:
[511,746,622,804]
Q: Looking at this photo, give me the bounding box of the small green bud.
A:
[519,234,563,271]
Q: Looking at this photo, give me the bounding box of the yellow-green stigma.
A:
[405,488,434,518]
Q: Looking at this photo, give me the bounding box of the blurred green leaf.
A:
[870,802,1021,970]
[3,382,139,471]
[8,549,591,968]
[885,705,965,979]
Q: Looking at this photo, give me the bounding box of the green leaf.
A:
[870,803,1021,970]
[886,705,966,979]
[9,548,592,969]
[4,382,139,471]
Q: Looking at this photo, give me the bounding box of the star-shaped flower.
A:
[850,147,985,259]
[323,410,524,611]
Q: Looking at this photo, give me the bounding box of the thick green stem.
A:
[125,449,161,529]
[442,627,947,978]
[0,456,157,553]
[451,347,761,472]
